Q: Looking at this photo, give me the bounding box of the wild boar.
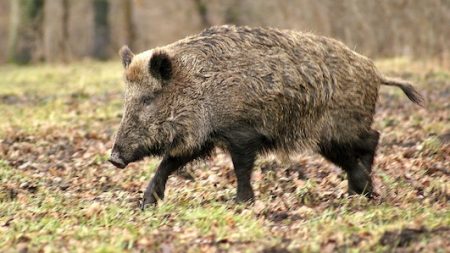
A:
[108,25,423,208]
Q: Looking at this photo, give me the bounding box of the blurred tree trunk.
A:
[61,0,70,61]
[43,0,70,62]
[123,0,135,49]
[224,0,242,24]
[8,0,44,64]
[193,0,210,28]
[92,0,110,60]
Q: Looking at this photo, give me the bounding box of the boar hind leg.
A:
[319,130,379,197]
[355,130,379,173]
[141,145,213,209]
[351,130,379,196]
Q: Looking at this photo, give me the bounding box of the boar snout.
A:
[109,148,127,169]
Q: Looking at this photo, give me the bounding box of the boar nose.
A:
[109,150,126,169]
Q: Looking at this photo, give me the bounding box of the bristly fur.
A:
[109,25,424,206]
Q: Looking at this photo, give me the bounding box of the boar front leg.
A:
[226,129,266,203]
[141,144,213,209]
[230,147,257,202]
[141,155,188,209]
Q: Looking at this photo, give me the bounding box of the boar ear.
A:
[119,45,134,68]
[149,51,172,81]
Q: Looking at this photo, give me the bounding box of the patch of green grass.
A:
[0,61,122,96]
[0,185,266,252]
[1,158,265,252]
[0,61,123,136]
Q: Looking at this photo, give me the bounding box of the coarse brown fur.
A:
[108,25,424,208]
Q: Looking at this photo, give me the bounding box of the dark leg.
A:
[352,130,379,195]
[355,130,380,172]
[141,155,189,209]
[230,146,258,202]
[319,130,379,197]
[141,145,213,209]
[224,128,268,202]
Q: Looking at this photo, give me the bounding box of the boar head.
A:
[109,46,177,168]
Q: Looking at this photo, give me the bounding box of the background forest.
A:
[0,0,449,64]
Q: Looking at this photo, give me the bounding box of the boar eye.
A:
[141,95,154,105]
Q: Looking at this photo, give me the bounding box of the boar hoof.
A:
[348,183,373,199]
[140,192,161,210]
[236,191,255,203]
[140,197,157,210]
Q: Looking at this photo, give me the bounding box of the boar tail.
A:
[381,76,424,106]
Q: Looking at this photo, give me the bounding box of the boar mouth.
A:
[108,149,129,169]
[109,144,165,169]
[109,157,127,169]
